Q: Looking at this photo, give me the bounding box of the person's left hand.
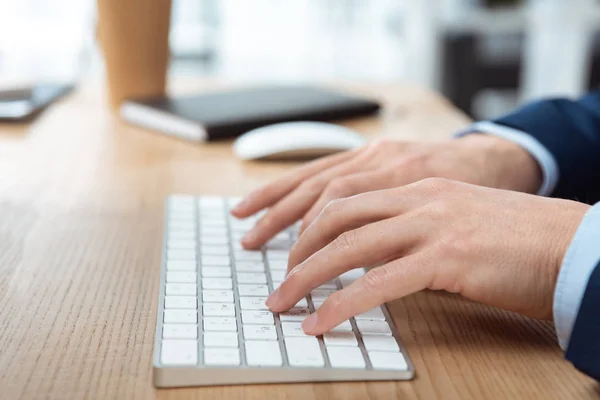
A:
[264,178,589,335]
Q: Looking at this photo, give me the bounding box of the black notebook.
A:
[120,86,380,142]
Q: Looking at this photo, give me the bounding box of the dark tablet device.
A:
[120,85,381,142]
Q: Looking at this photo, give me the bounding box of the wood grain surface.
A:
[0,81,597,400]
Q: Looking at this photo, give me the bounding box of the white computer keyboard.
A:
[153,195,414,387]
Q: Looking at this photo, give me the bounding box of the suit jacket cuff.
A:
[455,121,559,196]
[553,202,600,349]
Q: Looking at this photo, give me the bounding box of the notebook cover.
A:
[120,86,381,141]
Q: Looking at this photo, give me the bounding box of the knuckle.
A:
[363,138,396,156]
[420,177,454,191]
[332,229,358,252]
[424,199,455,221]
[325,178,351,197]
[298,179,323,196]
[361,268,388,299]
[322,197,345,217]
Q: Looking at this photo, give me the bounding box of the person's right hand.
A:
[232,134,543,249]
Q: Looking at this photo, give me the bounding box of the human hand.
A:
[264,178,589,335]
[231,134,543,249]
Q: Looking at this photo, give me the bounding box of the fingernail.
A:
[302,313,319,333]
[265,288,280,309]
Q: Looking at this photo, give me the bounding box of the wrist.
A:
[457,134,543,194]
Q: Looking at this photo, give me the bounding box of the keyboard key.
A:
[167,231,196,241]
[168,221,195,231]
[285,337,324,367]
[234,250,262,261]
[281,322,310,337]
[200,227,228,237]
[168,209,194,219]
[166,260,197,272]
[267,255,288,264]
[241,310,275,325]
[327,346,366,369]
[240,297,269,310]
[201,237,229,246]
[164,310,197,324]
[201,267,232,278]
[167,249,196,260]
[317,281,338,290]
[279,307,311,321]
[272,280,283,290]
[204,348,240,366]
[166,271,197,283]
[268,260,287,270]
[294,298,308,308]
[238,284,269,297]
[202,278,233,290]
[270,270,286,281]
[339,269,364,287]
[267,250,289,260]
[245,341,282,366]
[265,238,291,251]
[356,307,386,321]
[203,303,235,317]
[368,351,408,370]
[201,245,229,256]
[163,324,197,339]
[243,325,277,340]
[237,272,267,284]
[203,317,237,332]
[161,340,198,365]
[201,220,227,228]
[271,232,290,241]
[165,296,197,309]
[227,197,243,208]
[362,335,400,352]
[199,196,225,209]
[310,289,334,302]
[201,256,230,266]
[230,220,254,230]
[356,320,392,336]
[330,320,353,333]
[204,331,238,348]
[167,239,196,249]
[323,331,358,347]
[235,261,265,272]
[230,231,246,241]
[202,290,234,303]
[166,283,197,296]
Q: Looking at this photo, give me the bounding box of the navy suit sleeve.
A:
[492,92,600,204]
[565,261,600,380]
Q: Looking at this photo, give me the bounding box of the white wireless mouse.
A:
[233,121,367,161]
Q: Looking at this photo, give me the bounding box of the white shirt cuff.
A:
[456,121,560,196]
[553,202,600,349]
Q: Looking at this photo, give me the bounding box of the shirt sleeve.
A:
[553,202,600,349]
[455,121,559,196]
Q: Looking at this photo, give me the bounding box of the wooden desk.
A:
[0,82,596,400]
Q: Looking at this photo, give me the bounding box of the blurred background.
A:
[1,0,600,120]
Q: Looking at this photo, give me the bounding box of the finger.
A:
[267,214,426,312]
[240,155,379,249]
[301,252,435,335]
[231,150,357,218]
[299,168,395,235]
[288,182,439,273]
